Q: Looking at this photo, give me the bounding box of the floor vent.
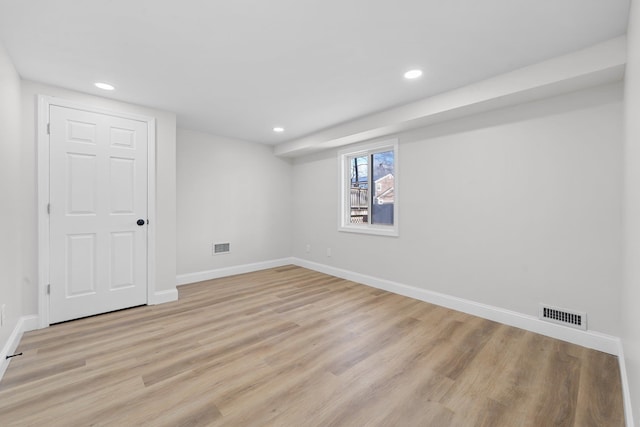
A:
[213,243,230,255]
[539,304,587,330]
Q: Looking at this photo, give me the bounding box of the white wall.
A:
[292,82,623,336]
[0,42,23,350]
[176,129,292,275]
[623,0,640,423]
[20,81,178,315]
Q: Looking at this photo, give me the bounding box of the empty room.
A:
[0,0,639,425]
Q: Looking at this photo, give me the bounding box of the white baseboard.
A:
[176,258,295,286]
[617,340,635,427]
[0,315,39,381]
[292,258,620,356]
[151,288,179,305]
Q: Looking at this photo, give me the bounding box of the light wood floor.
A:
[0,266,624,426]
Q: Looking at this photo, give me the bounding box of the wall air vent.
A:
[213,243,230,255]
[539,304,587,330]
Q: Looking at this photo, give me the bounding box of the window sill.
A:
[338,225,399,237]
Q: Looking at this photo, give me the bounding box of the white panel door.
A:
[49,105,148,323]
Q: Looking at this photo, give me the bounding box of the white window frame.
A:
[338,138,399,237]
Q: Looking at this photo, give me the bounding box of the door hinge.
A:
[47,123,50,134]
[47,203,50,214]
[47,284,50,295]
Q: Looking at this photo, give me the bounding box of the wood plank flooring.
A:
[0,266,625,426]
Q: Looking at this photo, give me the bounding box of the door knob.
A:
[137,219,145,226]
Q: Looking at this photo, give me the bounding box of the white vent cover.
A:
[539,304,587,330]
[213,243,230,255]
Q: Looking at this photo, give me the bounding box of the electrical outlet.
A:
[326,248,332,257]
[305,244,311,253]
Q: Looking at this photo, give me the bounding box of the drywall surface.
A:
[0,42,23,349]
[20,80,177,314]
[623,0,640,423]
[292,83,623,336]
[176,129,292,275]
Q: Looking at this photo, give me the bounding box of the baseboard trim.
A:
[292,258,620,356]
[150,288,179,305]
[0,315,39,381]
[617,340,635,427]
[176,258,295,286]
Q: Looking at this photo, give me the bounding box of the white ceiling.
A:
[0,0,630,145]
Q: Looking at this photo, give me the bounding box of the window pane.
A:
[349,155,368,224]
[371,150,394,225]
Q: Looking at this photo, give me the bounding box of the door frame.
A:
[37,96,157,328]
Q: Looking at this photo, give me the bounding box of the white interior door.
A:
[49,105,148,323]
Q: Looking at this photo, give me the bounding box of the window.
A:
[339,139,398,236]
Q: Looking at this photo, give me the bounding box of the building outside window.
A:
[339,139,398,236]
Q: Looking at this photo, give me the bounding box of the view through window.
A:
[340,139,398,236]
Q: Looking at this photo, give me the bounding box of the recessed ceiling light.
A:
[94,82,115,91]
[273,127,285,133]
[403,69,423,80]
